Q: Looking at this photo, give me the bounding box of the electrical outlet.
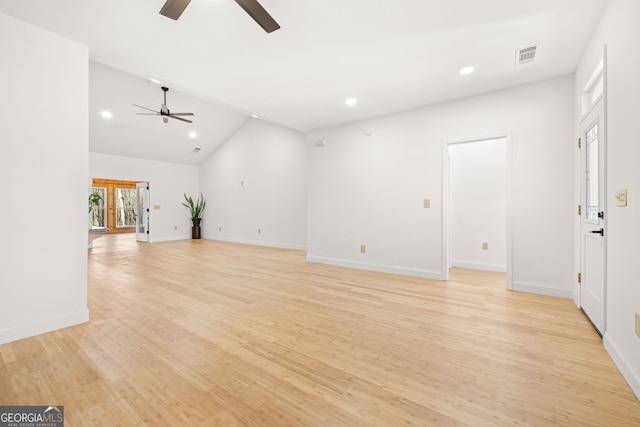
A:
[258,228,261,234]
[482,242,489,250]
[423,199,430,208]
[635,312,640,338]
[173,226,177,231]
[219,226,222,231]
[360,245,366,254]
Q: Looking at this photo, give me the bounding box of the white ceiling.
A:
[0,0,607,164]
[89,61,249,165]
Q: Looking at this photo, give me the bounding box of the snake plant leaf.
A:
[182,193,206,219]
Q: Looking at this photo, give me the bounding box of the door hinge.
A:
[578,273,582,284]
[578,137,581,149]
[578,205,582,216]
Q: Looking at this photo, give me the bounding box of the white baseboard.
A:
[511,280,572,299]
[0,308,89,345]
[306,255,442,280]
[206,235,306,251]
[603,333,640,401]
[451,260,506,273]
[150,235,191,243]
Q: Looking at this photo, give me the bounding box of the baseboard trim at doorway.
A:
[0,308,89,345]
[511,280,572,299]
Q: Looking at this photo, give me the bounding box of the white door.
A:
[580,98,606,334]
[136,182,150,242]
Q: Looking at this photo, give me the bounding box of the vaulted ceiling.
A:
[0,0,607,164]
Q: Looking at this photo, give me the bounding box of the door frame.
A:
[441,132,513,289]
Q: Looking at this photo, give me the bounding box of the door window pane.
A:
[90,187,106,228]
[116,188,136,227]
[585,122,599,221]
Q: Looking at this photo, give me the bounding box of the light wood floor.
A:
[1,235,639,426]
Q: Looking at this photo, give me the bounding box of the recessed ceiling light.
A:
[150,78,161,84]
[101,111,112,119]
[189,131,197,138]
[345,97,358,106]
[251,114,259,118]
[459,66,475,75]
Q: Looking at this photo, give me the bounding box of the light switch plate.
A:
[616,189,628,207]
[360,245,366,254]
[482,243,489,250]
[423,199,430,208]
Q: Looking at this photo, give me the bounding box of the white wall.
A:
[90,153,199,242]
[0,13,89,344]
[449,138,507,272]
[308,76,574,297]
[575,0,640,399]
[199,119,307,249]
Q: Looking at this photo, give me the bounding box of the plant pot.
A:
[191,218,202,239]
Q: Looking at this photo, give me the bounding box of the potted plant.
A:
[88,193,103,213]
[182,193,206,239]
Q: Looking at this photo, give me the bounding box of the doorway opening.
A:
[91,178,150,243]
[91,178,138,234]
[442,134,512,289]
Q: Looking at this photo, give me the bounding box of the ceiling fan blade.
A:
[133,104,160,114]
[136,113,160,116]
[170,112,194,116]
[234,0,280,33]
[168,115,193,123]
[159,0,191,20]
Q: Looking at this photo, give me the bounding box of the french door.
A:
[136,182,150,242]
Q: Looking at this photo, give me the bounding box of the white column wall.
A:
[0,13,89,344]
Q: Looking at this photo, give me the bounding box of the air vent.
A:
[516,45,538,66]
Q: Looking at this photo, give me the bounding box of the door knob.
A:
[590,228,604,236]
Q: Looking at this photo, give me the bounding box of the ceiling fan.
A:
[159,0,280,33]
[133,86,194,124]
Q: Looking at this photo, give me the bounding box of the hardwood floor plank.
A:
[0,235,639,426]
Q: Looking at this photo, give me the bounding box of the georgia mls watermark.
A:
[0,406,63,427]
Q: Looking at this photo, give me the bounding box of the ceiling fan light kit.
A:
[159,0,280,33]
